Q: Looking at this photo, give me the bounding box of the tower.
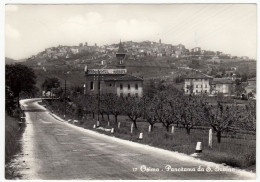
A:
[159,39,161,44]
[116,40,126,68]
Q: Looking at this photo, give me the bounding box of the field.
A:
[42,101,256,172]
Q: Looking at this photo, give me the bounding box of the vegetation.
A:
[6,64,37,109]
[5,64,37,179]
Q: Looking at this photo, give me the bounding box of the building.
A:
[84,42,143,97]
[245,77,256,99]
[184,72,213,95]
[191,47,201,53]
[210,78,235,95]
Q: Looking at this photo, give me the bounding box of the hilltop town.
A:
[27,40,251,64]
[21,40,256,99]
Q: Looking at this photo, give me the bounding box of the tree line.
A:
[49,84,256,144]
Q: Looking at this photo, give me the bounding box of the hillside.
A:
[5,57,17,65]
[5,57,26,65]
[19,40,256,93]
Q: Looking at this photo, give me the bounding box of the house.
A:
[84,41,143,98]
[191,47,201,53]
[245,77,256,99]
[210,78,235,95]
[184,72,213,95]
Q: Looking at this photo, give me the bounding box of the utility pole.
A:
[97,69,100,122]
[64,79,66,118]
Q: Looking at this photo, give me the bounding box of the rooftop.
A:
[211,78,234,84]
[101,74,143,81]
[185,71,213,79]
[86,69,127,75]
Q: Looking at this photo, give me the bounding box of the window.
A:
[120,84,123,90]
[128,84,131,90]
[128,93,131,97]
[120,93,123,97]
[186,90,189,93]
[205,84,207,88]
[109,83,112,87]
[98,81,100,90]
[90,81,94,90]
[196,90,198,93]
[201,85,203,88]
[205,90,207,93]
[135,84,138,90]
[196,85,198,88]
[135,93,138,98]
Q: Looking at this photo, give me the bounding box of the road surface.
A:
[14,98,255,180]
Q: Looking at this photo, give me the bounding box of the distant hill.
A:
[5,57,26,65]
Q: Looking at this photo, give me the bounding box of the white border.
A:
[0,1,259,182]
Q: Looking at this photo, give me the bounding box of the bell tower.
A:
[116,40,126,68]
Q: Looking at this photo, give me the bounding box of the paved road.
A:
[16,99,255,180]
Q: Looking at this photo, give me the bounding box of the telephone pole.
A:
[64,79,66,118]
[97,70,100,122]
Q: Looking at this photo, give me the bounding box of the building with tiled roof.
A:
[245,77,256,99]
[210,78,235,95]
[84,42,143,97]
[184,71,213,95]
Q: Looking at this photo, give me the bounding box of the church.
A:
[84,41,143,97]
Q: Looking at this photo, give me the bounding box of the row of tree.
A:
[62,85,256,144]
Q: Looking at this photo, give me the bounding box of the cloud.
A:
[5,24,20,40]
[54,12,106,44]
[115,18,161,41]
[66,12,103,27]
[6,5,18,12]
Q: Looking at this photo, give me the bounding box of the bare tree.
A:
[123,96,143,129]
[203,101,241,143]
[108,94,122,124]
[102,94,112,121]
[144,97,158,131]
[239,101,256,131]
[154,92,175,132]
[179,96,206,135]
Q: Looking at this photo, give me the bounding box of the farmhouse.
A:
[210,78,235,96]
[84,41,143,97]
[184,72,213,95]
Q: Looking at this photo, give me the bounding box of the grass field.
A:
[5,113,25,179]
[43,101,256,172]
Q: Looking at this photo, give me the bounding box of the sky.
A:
[5,4,257,60]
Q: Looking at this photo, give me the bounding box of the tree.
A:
[123,96,143,129]
[179,96,206,134]
[203,102,241,143]
[107,94,122,124]
[154,91,175,132]
[6,64,37,107]
[167,88,184,128]
[144,97,158,131]
[102,94,112,121]
[41,77,60,96]
[188,59,200,69]
[239,101,256,131]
